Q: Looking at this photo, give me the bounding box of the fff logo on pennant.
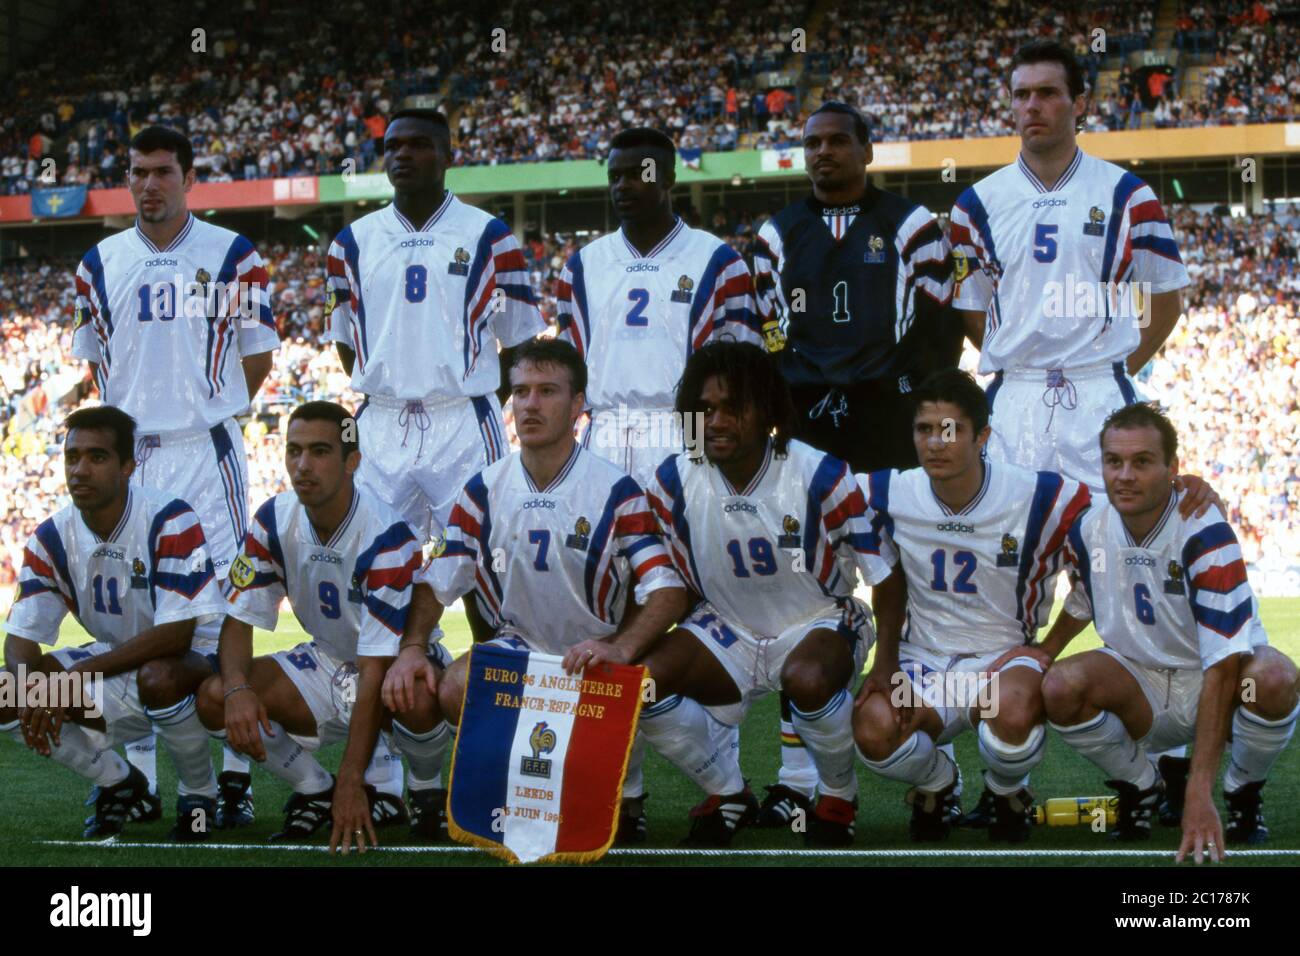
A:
[520,721,557,778]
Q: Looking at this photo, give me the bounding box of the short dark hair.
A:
[509,337,587,395]
[387,108,452,156]
[64,405,137,464]
[675,340,797,455]
[129,125,194,174]
[609,127,677,167]
[287,401,359,456]
[1100,402,1179,465]
[808,101,871,145]
[1011,39,1087,100]
[910,369,990,435]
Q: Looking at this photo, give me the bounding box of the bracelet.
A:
[223,683,254,700]
[398,641,427,653]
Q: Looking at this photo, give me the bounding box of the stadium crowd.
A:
[4,0,1299,195]
[2,203,1297,586]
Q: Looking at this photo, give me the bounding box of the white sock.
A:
[256,721,333,794]
[939,742,962,797]
[1224,701,1300,792]
[858,729,956,792]
[51,723,134,786]
[639,695,744,795]
[392,720,451,791]
[364,731,405,797]
[977,721,1045,795]
[790,689,857,800]
[125,732,158,794]
[777,692,819,798]
[623,731,646,799]
[222,744,251,778]
[146,695,218,798]
[1050,711,1157,789]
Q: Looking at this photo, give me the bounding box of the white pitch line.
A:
[36,840,1300,858]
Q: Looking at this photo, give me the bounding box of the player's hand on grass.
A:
[19,701,64,756]
[224,686,271,761]
[1175,790,1225,864]
[562,640,628,675]
[382,646,438,714]
[329,779,376,856]
[1173,474,1225,519]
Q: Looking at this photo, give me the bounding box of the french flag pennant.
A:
[447,643,646,863]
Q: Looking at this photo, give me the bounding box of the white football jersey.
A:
[421,444,680,654]
[555,218,762,410]
[1064,490,1264,671]
[226,486,421,661]
[5,488,224,648]
[860,461,1091,655]
[648,439,891,638]
[71,214,280,433]
[950,149,1189,373]
[325,193,544,401]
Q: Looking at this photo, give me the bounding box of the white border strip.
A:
[37,840,1300,858]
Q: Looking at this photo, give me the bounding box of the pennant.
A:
[447,643,645,864]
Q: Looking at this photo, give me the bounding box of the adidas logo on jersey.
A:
[523,498,557,510]
[400,238,437,247]
[1031,198,1067,209]
[935,522,975,534]
[92,546,125,560]
[1124,555,1157,567]
[143,257,179,267]
[309,552,343,565]
[625,262,660,273]
[724,502,759,514]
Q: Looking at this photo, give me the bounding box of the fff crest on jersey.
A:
[1084,206,1106,236]
[671,274,694,304]
[951,248,970,283]
[762,319,786,353]
[778,514,801,549]
[195,267,211,294]
[864,234,887,264]
[348,571,364,604]
[130,557,148,589]
[520,721,557,778]
[229,553,256,590]
[997,533,1021,567]
[1164,560,1186,595]
[566,516,591,551]
[448,246,471,276]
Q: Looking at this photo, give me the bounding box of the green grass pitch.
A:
[3,601,1297,867]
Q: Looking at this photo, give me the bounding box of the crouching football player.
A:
[1041,404,1298,861]
[196,402,433,852]
[382,338,689,837]
[2,406,225,839]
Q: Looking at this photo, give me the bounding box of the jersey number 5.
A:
[1033,224,1059,263]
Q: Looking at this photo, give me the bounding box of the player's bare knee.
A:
[397,678,443,732]
[1242,653,1300,719]
[136,659,181,710]
[437,673,464,727]
[196,675,225,730]
[780,659,837,713]
[1040,665,1085,724]
[853,692,903,761]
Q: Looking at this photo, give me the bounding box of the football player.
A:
[71,124,278,826]
[2,406,225,839]
[381,338,688,839]
[852,369,1090,842]
[1040,404,1298,860]
[196,402,428,850]
[630,341,888,846]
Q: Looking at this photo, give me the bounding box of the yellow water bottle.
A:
[1032,796,1118,826]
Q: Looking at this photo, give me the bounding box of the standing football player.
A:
[71,125,279,827]
[1040,405,1298,860]
[948,39,1194,822]
[752,101,960,823]
[2,407,225,839]
[554,126,760,839]
[196,402,431,847]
